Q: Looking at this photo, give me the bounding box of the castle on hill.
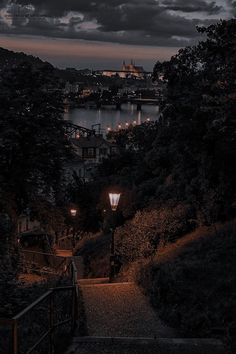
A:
[102,60,146,79]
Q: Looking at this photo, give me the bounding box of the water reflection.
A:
[64,103,159,131]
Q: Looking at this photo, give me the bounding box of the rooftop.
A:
[72,136,117,149]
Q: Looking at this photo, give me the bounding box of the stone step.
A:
[78,277,110,285]
[66,336,229,354]
[55,249,73,257]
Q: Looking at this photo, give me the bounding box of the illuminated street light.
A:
[133,120,137,125]
[125,122,129,127]
[70,208,77,217]
[118,124,122,129]
[70,208,77,248]
[109,193,121,211]
[108,192,121,282]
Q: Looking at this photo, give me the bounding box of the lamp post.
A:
[70,208,77,248]
[108,193,121,282]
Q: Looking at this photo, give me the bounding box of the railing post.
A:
[49,291,54,354]
[12,320,18,354]
[71,261,78,333]
[71,287,75,333]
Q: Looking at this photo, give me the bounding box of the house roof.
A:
[72,136,117,149]
[63,153,84,168]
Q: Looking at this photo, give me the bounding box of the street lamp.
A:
[70,208,77,217]
[70,208,77,248]
[108,192,121,282]
[109,193,121,212]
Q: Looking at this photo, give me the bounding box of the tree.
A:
[0,62,72,252]
[152,19,236,222]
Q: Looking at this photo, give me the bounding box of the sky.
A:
[0,0,235,70]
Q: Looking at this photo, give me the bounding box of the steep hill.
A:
[0,47,53,71]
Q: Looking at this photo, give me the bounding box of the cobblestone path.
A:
[65,277,228,354]
[79,280,174,338]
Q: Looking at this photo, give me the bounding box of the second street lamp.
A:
[70,208,77,248]
[108,192,121,282]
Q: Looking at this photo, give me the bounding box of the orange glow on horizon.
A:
[0,34,180,69]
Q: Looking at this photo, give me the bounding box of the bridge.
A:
[63,121,96,139]
[128,98,159,111]
[96,97,160,111]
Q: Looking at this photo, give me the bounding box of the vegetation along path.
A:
[66,274,228,353]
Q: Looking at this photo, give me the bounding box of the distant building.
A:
[102,60,146,79]
[64,81,80,94]
[17,214,40,234]
[121,60,145,78]
[72,135,118,164]
[63,135,118,182]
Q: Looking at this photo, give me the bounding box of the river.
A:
[64,103,159,132]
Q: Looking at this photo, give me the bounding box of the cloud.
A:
[162,0,223,14]
[227,0,236,15]
[0,0,234,47]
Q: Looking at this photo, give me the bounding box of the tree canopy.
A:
[0,63,71,216]
[92,19,236,225]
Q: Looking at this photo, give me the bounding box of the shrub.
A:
[137,220,236,348]
[115,203,195,262]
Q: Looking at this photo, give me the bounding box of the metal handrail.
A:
[21,249,69,258]
[21,249,72,276]
[0,260,79,354]
[13,290,53,320]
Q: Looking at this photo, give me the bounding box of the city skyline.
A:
[0,1,235,70]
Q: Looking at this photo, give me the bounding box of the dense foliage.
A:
[94,19,236,228]
[138,221,236,348]
[0,63,71,289]
[152,19,236,223]
[0,63,71,216]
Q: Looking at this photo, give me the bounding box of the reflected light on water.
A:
[65,103,159,130]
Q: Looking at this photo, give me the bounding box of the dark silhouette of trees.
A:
[152,19,236,223]
[91,19,236,229]
[0,62,72,267]
[0,63,71,215]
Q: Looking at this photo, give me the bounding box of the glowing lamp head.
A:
[109,193,121,211]
[70,208,77,217]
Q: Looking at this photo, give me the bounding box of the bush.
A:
[115,203,195,262]
[137,220,236,348]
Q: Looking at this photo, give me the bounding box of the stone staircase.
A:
[67,336,227,354]
[65,277,229,354]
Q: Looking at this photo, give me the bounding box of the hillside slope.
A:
[138,221,236,351]
[0,47,52,71]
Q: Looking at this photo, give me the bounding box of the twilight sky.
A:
[0,0,235,70]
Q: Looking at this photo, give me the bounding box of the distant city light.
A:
[76,133,80,139]
[107,127,111,132]
[133,120,137,125]
[146,118,150,122]
[125,122,129,127]
[118,124,122,129]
